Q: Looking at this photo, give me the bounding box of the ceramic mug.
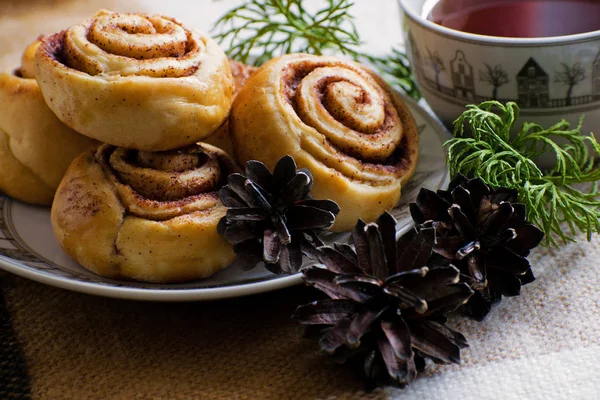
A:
[399,0,600,140]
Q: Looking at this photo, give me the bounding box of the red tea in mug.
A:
[428,0,600,38]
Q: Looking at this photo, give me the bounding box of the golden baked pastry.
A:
[0,40,98,205]
[229,54,419,232]
[35,10,234,151]
[205,59,258,157]
[229,59,259,96]
[51,143,237,283]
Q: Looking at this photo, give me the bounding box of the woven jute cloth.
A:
[1,1,600,399]
[0,275,370,399]
[1,234,600,400]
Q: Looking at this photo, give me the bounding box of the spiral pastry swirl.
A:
[230,54,419,231]
[51,143,237,283]
[0,39,97,205]
[35,9,234,151]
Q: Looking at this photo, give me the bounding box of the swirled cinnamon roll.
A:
[229,60,259,95]
[51,143,237,283]
[0,39,97,205]
[204,59,258,157]
[35,10,234,151]
[230,54,419,232]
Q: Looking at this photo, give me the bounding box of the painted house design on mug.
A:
[410,40,600,110]
[594,50,600,100]
[450,51,475,101]
[517,58,549,108]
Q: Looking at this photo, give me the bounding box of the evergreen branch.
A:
[445,101,600,246]
[212,0,420,99]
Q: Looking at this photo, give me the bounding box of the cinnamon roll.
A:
[229,59,259,95]
[51,143,237,283]
[35,10,234,151]
[229,54,419,232]
[0,39,97,205]
[205,59,258,157]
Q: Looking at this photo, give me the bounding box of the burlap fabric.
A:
[1,1,599,399]
[0,275,369,399]
[1,233,600,399]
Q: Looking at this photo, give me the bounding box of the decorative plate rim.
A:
[0,95,452,301]
[0,253,303,301]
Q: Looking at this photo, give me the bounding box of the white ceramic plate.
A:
[0,97,451,301]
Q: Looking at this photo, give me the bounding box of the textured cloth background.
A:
[1,235,599,399]
[0,0,599,399]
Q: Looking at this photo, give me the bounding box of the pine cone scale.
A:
[286,205,336,230]
[407,320,461,364]
[263,229,282,263]
[346,308,387,347]
[245,160,273,192]
[382,283,427,313]
[317,247,363,275]
[223,221,257,244]
[292,299,357,325]
[226,173,261,207]
[377,335,417,385]
[376,212,399,275]
[487,267,522,296]
[279,171,312,204]
[225,207,268,221]
[451,185,477,223]
[396,227,435,272]
[272,155,297,187]
[486,247,531,275]
[507,225,545,255]
[352,220,372,276]
[218,186,246,207]
[477,201,513,236]
[380,319,414,361]
[448,205,477,241]
[320,317,354,354]
[415,188,451,222]
[365,223,389,281]
[423,284,474,315]
[303,267,373,303]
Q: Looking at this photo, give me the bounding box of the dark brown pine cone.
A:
[411,175,544,320]
[218,155,340,274]
[294,212,473,389]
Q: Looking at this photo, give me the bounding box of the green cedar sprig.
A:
[212,0,420,99]
[445,101,600,246]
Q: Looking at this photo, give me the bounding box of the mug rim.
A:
[399,0,600,46]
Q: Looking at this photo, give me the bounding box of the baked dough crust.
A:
[51,143,237,283]
[35,10,234,151]
[205,59,258,157]
[0,40,97,205]
[229,54,419,231]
